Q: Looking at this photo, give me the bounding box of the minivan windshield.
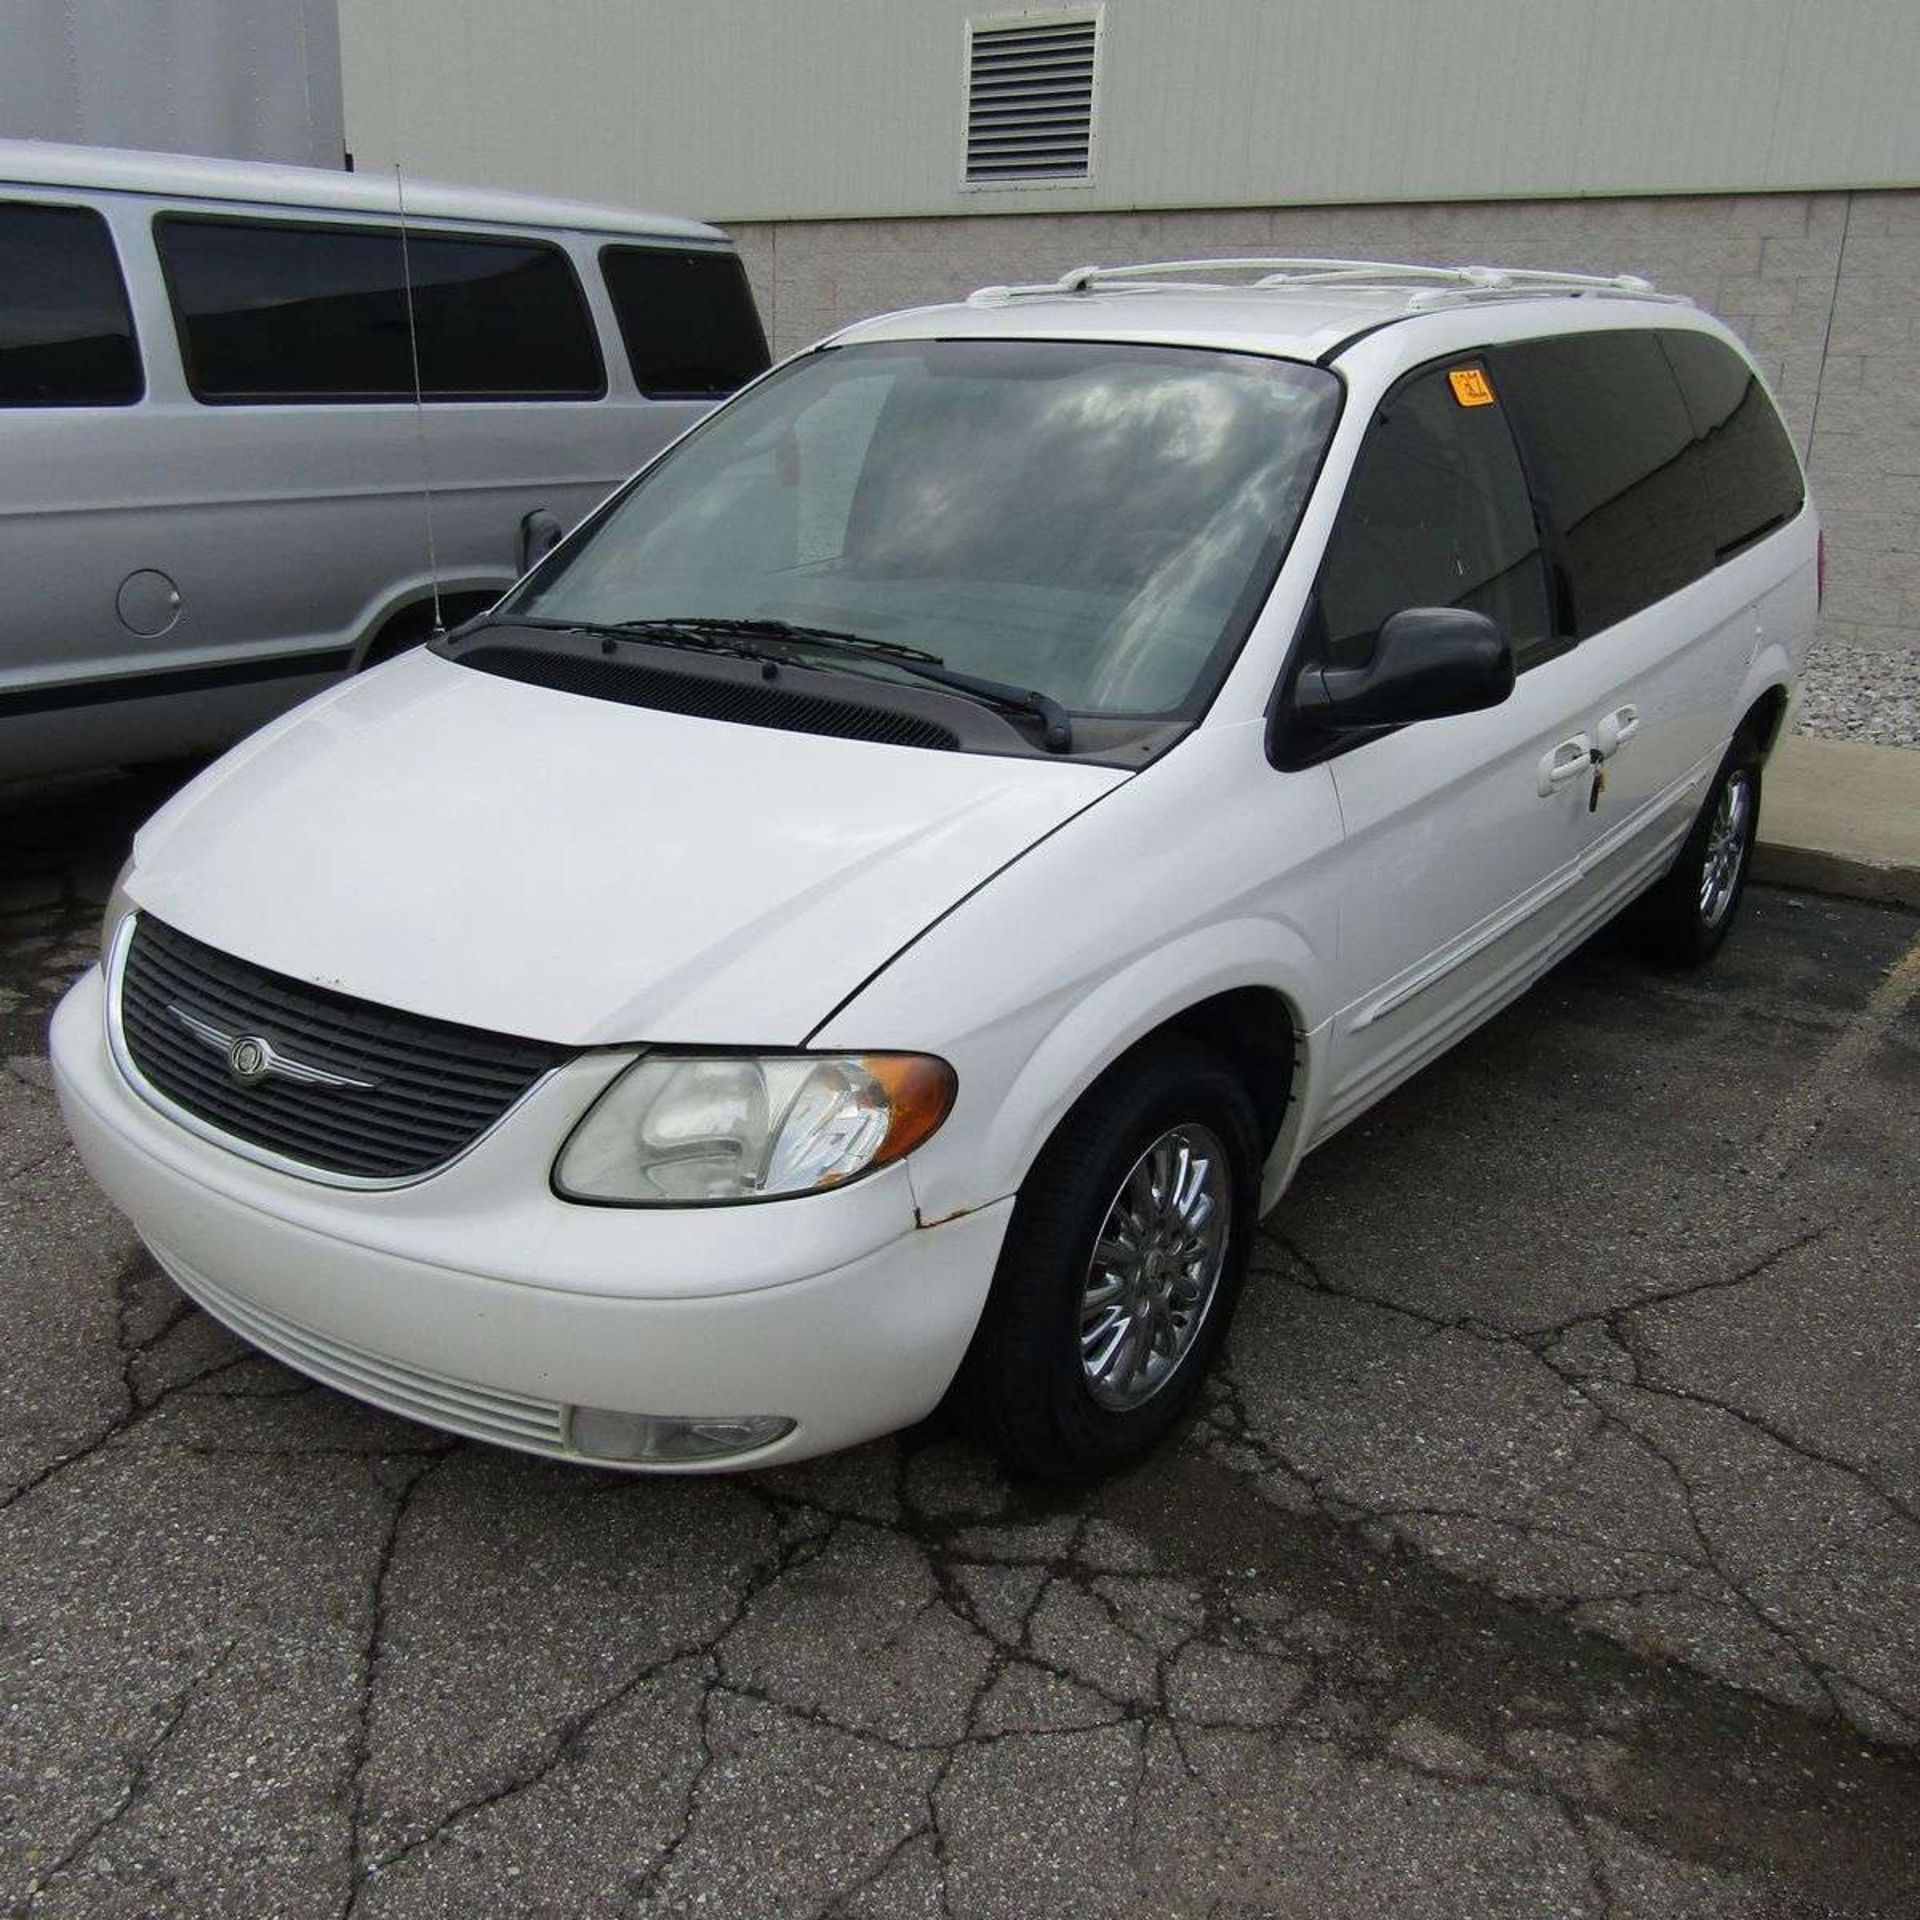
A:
[501,338,1342,719]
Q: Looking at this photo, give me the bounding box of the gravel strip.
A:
[1795,638,1920,749]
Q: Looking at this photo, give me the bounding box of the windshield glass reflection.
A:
[507,339,1341,718]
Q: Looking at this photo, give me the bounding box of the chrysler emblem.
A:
[168,1004,379,1092]
[227,1035,271,1085]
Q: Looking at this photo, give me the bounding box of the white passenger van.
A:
[0,139,768,781]
[53,259,1816,1481]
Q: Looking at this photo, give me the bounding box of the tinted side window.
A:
[1497,331,1711,634]
[601,247,770,398]
[1659,330,1804,558]
[0,201,141,407]
[1316,360,1550,670]
[158,217,603,402]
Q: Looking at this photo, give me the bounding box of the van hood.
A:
[126,650,1126,1047]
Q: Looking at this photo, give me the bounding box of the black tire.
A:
[1626,729,1763,968]
[951,1034,1262,1482]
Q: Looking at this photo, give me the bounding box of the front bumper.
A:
[50,966,1011,1470]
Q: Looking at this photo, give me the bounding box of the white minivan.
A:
[0,138,767,781]
[52,258,1817,1480]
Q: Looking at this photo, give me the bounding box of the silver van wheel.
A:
[1699,768,1754,927]
[1625,729,1762,969]
[1078,1123,1231,1411]
[951,1032,1260,1481]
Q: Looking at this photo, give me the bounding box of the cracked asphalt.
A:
[4,765,1920,1919]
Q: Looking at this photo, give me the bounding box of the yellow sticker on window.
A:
[1448,367,1496,408]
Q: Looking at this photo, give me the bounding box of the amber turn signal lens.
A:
[863,1053,958,1167]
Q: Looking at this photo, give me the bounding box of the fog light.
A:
[567,1406,795,1464]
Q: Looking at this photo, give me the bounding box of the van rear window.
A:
[600,247,769,398]
[156,215,604,404]
[0,201,142,408]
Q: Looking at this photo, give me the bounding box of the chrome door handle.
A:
[1538,735,1593,796]
[1595,706,1640,758]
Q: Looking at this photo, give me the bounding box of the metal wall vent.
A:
[964,13,1099,185]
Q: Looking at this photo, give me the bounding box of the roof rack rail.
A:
[969,257,1684,309]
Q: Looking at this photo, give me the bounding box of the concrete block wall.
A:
[728,189,1920,665]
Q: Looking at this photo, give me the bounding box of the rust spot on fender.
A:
[914,1200,992,1230]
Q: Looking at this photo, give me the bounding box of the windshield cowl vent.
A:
[455,643,961,752]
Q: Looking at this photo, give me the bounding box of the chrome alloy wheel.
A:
[1699,769,1754,927]
[1078,1123,1231,1412]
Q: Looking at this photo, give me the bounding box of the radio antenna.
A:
[394,163,445,638]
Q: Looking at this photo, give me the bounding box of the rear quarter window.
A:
[0,200,142,407]
[1658,330,1804,559]
[600,246,770,398]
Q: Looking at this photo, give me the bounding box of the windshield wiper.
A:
[478,611,1075,753]
[641,616,1076,753]
[636,615,945,665]
[480,614,777,664]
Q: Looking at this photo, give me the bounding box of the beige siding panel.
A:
[1767,0,1920,188]
[344,0,1920,222]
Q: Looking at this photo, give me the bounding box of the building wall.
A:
[729,190,1920,662]
[340,0,1920,222]
[0,0,344,169]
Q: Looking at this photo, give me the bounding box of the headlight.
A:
[553,1052,955,1205]
[100,857,136,966]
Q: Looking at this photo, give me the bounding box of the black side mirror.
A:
[1294,607,1516,733]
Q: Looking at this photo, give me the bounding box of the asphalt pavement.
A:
[3,765,1919,1918]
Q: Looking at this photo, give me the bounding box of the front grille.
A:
[456,643,961,752]
[118,915,567,1181]
[154,1247,570,1456]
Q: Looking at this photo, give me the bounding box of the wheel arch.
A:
[1741,682,1790,756]
[349,576,510,671]
[1733,651,1794,760]
[1153,986,1298,1160]
[917,919,1324,1234]
[1098,983,1317,1215]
